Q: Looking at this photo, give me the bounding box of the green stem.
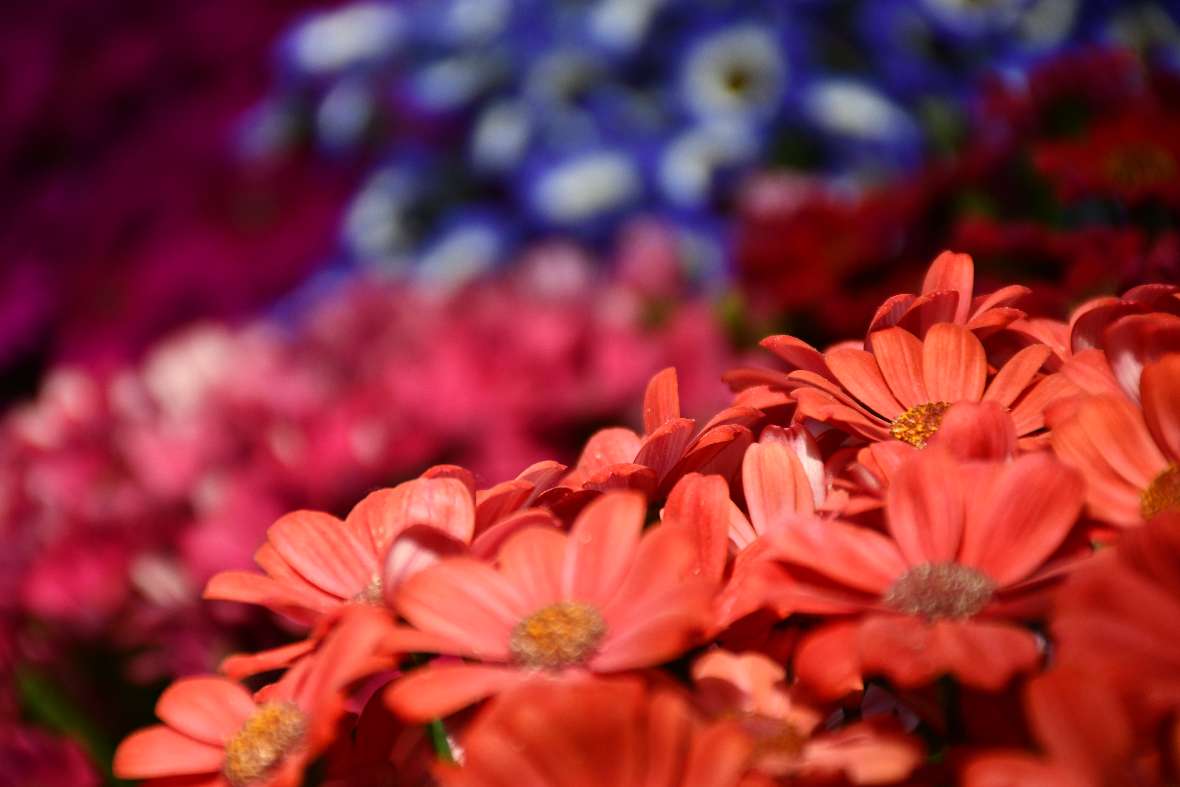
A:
[428,718,456,764]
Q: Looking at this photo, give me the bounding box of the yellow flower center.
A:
[882,562,995,620]
[223,702,307,787]
[1142,464,1180,521]
[890,401,952,448]
[351,575,384,606]
[509,601,606,669]
[744,714,807,761]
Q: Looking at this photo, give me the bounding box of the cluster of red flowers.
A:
[0,236,728,710]
[736,49,1180,345]
[114,251,1180,786]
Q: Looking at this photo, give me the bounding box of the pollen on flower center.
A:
[890,401,952,448]
[223,702,307,787]
[1142,464,1180,520]
[509,601,606,669]
[882,562,995,620]
[351,575,384,606]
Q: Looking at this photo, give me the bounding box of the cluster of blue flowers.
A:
[243,0,1180,285]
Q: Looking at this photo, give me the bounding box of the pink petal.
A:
[383,525,468,598]
[574,427,642,474]
[634,418,695,484]
[496,526,568,607]
[470,508,562,560]
[348,478,475,556]
[474,479,535,535]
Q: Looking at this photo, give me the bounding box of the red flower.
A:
[558,368,757,499]
[783,322,1070,447]
[692,650,922,783]
[436,677,755,787]
[1050,354,1180,526]
[383,492,717,721]
[737,448,1085,696]
[113,608,390,786]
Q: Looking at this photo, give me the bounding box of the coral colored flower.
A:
[559,368,757,500]
[384,492,717,721]
[866,251,1030,339]
[1062,309,1180,401]
[693,650,922,783]
[436,677,755,787]
[113,608,390,786]
[785,322,1071,447]
[1049,354,1180,526]
[739,448,1085,696]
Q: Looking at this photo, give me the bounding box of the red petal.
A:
[397,559,525,659]
[928,401,1016,460]
[349,478,475,555]
[869,328,928,410]
[470,508,562,560]
[886,448,964,565]
[768,517,905,594]
[574,427,642,474]
[794,622,864,699]
[1141,355,1180,463]
[385,664,528,722]
[661,473,731,582]
[474,479,535,535]
[922,250,975,324]
[922,323,986,403]
[156,677,254,745]
[496,526,567,607]
[268,511,375,599]
[760,334,831,377]
[961,453,1082,585]
[743,441,815,535]
[634,418,695,484]
[642,367,681,435]
[825,347,904,420]
[983,344,1052,408]
[564,491,644,604]
[113,726,223,779]
[383,525,468,597]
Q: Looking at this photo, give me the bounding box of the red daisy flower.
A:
[558,368,758,500]
[786,322,1070,447]
[435,676,755,787]
[113,608,390,787]
[692,650,922,783]
[383,491,717,721]
[737,448,1085,696]
[1050,354,1180,526]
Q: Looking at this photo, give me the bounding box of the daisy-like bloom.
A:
[1049,354,1180,526]
[558,368,758,500]
[866,251,1030,339]
[744,448,1085,697]
[436,676,755,787]
[205,469,567,677]
[1062,309,1180,403]
[784,321,1071,448]
[693,650,922,784]
[383,491,717,721]
[113,607,390,786]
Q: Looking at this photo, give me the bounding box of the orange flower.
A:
[436,677,755,787]
[693,650,922,784]
[787,322,1071,447]
[383,491,717,721]
[740,448,1085,696]
[113,608,390,786]
[1050,354,1180,526]
[559,368,757,499]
